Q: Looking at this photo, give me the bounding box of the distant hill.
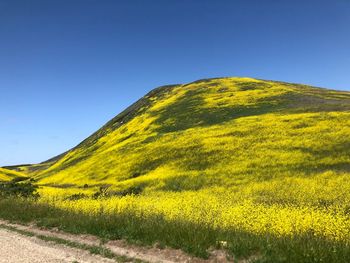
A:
[5,77,350,192]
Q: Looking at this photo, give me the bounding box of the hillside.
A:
[11,77,350,193]
[0,168,26,182]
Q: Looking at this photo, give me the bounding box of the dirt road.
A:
[0,228,115,263]
[0,220,228,263]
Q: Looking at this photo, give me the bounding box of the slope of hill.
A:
[25,77,350,192]
[0,168,26,181]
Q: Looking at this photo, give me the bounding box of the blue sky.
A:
[1,0,349,166]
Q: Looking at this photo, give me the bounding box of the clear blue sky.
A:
[1,0,349,166]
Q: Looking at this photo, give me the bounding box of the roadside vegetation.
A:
[1,192,350,262]
[1,78,350,262]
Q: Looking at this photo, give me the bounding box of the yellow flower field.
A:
[3,77,350,261]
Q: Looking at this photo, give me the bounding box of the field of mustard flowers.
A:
[1,78,350,262]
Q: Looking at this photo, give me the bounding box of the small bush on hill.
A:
[92,186,110,199]
[0,179,39,198]
[64,193,88,201]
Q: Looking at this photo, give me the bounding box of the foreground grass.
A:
[1,198,350,262]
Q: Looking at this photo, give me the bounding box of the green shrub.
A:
[0,179,39,198]
[64,193,88,201]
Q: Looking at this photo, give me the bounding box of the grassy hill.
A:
[2,77,350,262]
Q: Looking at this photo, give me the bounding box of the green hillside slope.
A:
[27,77,350,192]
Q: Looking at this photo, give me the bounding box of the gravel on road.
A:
[0,228,116,263]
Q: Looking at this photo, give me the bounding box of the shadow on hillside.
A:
[150,84,350,133]
[150,88,286,133]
